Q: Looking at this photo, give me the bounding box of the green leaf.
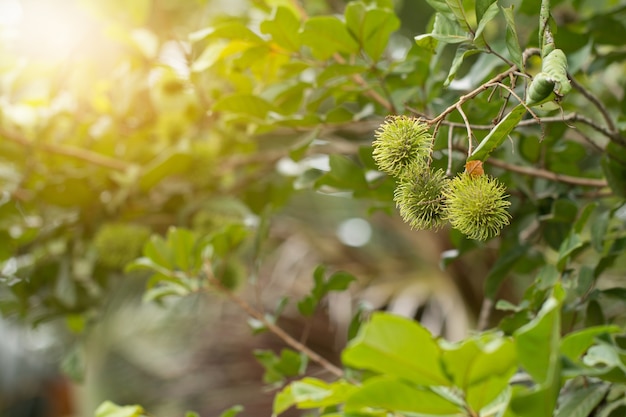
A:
[514,293,561,385]
[213,93,275,119]
[254,349,305,384]
[139,152,193,191]
[423,0,459,22]
[429,13,471,44]
[445,43,480,86]
[476,0,497,22]
[602,142,626,198]
[444,0,470,29]
[345,376,461,414]
[502,6,524,69]
[468,104,526,162]
[143,236,174,270]
[216,405,244,417]
[260,7,301,51]
[344,2,400,61]
[300,16,360,60]
[189,22,264,43]
[316,154,367,191]
[94,401,146,417]
[342,312,450,386]
[273,378,356,415]
[167,227,197,273]
[474,1,499,41]
[561,326,622,362]
[441,336,517,406]
[297,296,316,316]
[554,384,610,417]
[326,271,356,292]
[291,378,356,409]
[484,244,529,299]
[191,42,227,73]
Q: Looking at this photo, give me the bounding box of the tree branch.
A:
[203,262,345,379]
[1,128,132,172]
[488,158,608,188]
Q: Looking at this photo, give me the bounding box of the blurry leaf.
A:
[255,349,306,385]
[423,0,458,22]
[468,104,526,162]
[585,299,605,327]
[38,177,96,207]
[344,2,400,61]
[429,13,470,44]
[166,227,198,272]
[474,1,499,41]
[191,42,227,72]
[345,376,460,414]
[602,142,626,198]
[484,244,529,299]
[213,93,275,119]
[514,293,562,384]
[502,6,524,69]
[274,378,356,415]
[185,412,200,417]
[556,234,583,272]
[554,384,609,417]
[316,154,367,190]
[342,312,450,385]
[189,22,264,43]
[297,296,316,316]
[326,271,356,291]
[217,405,244,417]
[300,16,360,60]
[443,0,471,28]
[261,6,301,51]
[143,235,174,270]
[94,401,146,417]
[561,325,621,362]
[445,43,480,86]
[476,0,497,22]
[139,152,193,191]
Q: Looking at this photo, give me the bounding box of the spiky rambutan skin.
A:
[394,167,449,230]
[373,116,433,178]
[444,173,511,240]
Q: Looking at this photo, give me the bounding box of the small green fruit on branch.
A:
[444,166,511,241]
[394,167,449,231]
[372,115,433,179]
[373,118,511,240]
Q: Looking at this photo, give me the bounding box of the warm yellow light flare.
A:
[0,0,104,63]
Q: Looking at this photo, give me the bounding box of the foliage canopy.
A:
[1,0,626,416]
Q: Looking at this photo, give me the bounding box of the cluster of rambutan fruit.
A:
[372,115,511,241]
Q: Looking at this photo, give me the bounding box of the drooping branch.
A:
[203,262,345,379]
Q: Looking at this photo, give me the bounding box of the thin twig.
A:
[203,262,345,378]
[456,104,473,157]
[568,76,618,134]
[447,126,454,176]
[488,158,608,188]
[1,128,131,172]
[477,298,493,332]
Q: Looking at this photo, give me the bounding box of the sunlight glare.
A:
[6,0,101,62]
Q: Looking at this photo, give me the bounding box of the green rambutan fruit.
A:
[444,173,511,240]
[373,115,433,178]
[394,167,449,230]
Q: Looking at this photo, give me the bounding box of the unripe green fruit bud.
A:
[394,167,449,231]
[373,116,433,178]
[444,173,511,240]
[94,223,151,269]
